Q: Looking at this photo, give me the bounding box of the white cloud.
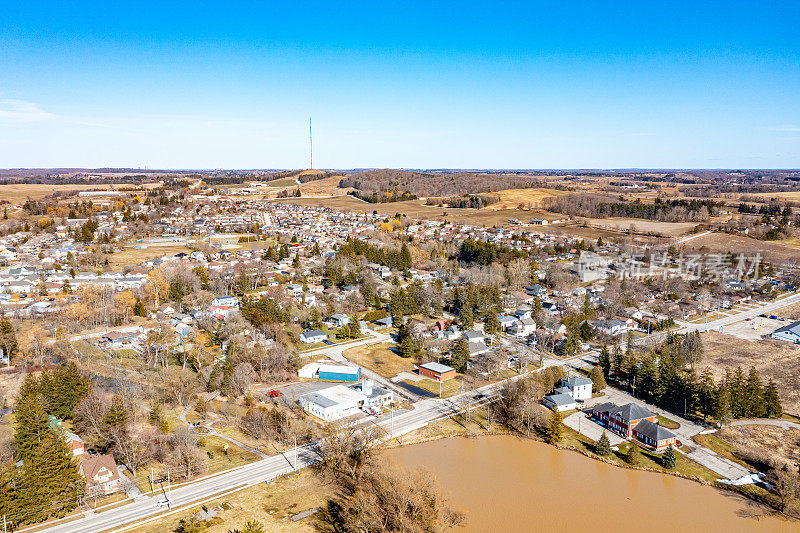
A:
[0,99,55,122]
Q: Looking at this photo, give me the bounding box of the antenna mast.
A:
[309,116,313,170]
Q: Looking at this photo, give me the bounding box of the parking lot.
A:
[563,410,626,446]
[718,316,786,341]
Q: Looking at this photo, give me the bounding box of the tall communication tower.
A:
[309,116,313,170]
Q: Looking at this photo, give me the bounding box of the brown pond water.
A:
[388,435,797,533]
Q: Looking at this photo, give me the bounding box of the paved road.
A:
[679,292,800,334]
[34,371,527,533]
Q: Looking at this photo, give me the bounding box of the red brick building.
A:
[417,362,456,382]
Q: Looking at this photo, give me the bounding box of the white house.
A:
[772,321,800,344]
[508,318,536,337]
[211,295,239,307]
[559,376,593,401]
[543,393,577,412]
[300,329,328,344]
[464,330,485,344]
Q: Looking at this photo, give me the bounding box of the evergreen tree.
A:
[625,442,641,465]
[763,379,782,418]
[595,431,612,456]
[745,366,763,418]
[459,307,474,329]
[546,410,563,444]
[697,368,715,422]
[598,345,611,377]
[13,379,51,462]
[483,312,500,335]
[451,338,470,373]
[149,402,163,425]
[661,446,677,470]
[22,424,83,522]
[0,316,18,363]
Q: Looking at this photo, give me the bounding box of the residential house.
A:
[300,329,328,344]
[559,376,593,401]
[79,454,121,496]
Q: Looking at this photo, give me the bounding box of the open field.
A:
[716,424,800,470]
[0,183,158,204]
[681,231,800,263]
[342,342,415,378]
[128,471,328,533]
[107,245,193,267]
[581,218,696,237]
[696,330,800,415]
[279,196,563,227]
[482,187,570,210]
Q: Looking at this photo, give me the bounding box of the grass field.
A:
[681,231,800,262]
[582,218,696,237]
[0,183,159,204]
[342,342,415,378]
[697,330,800,415]
[402,377,462,398]
[482,187,570,210]
[127,471,327,533]
[107,245,193,266]
[714,424,800,470]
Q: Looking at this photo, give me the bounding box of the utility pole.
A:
[293,435,298,471]
[167,470,171,510]
[309,116,313,170]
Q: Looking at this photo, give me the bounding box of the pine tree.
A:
[451,338,470,372]
[598,345,611,377]
[149,402,163,425]
[763,379,783,419]
[595,431,612,456]
[625,442,641,465]
[22,425,83,522]
[14,377,51,462]
[745,366,763,418]
[661,446,677,470]
[546,410,563,444]
[0,316,18,363]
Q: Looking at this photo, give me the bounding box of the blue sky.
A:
[1,1,799,169]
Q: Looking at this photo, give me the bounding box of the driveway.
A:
[563,410,625,446]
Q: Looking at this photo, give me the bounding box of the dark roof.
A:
[593,402,654,422]
[611,403,655,422]
[633,419,677,441]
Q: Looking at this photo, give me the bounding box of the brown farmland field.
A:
[681,232,800,263]
[0,183,157,204]
[696,330,800,415]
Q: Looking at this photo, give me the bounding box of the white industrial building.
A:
[298,379,393,421]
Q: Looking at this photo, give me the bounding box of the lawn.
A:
[657,414,681,429]
[126,470,329,533]
[107,245,193,267]
[402,377,462,398]
[561,427,719,483]
[342,342,416,378]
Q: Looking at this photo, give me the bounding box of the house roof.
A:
[773,321,800,336]
[80,454,119,483]
[545,393,576,406]
[563,376,593,387]
[633,419,677,441]
[592,402,654,422]
[419,361,455,374]
[302,329,327,338]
